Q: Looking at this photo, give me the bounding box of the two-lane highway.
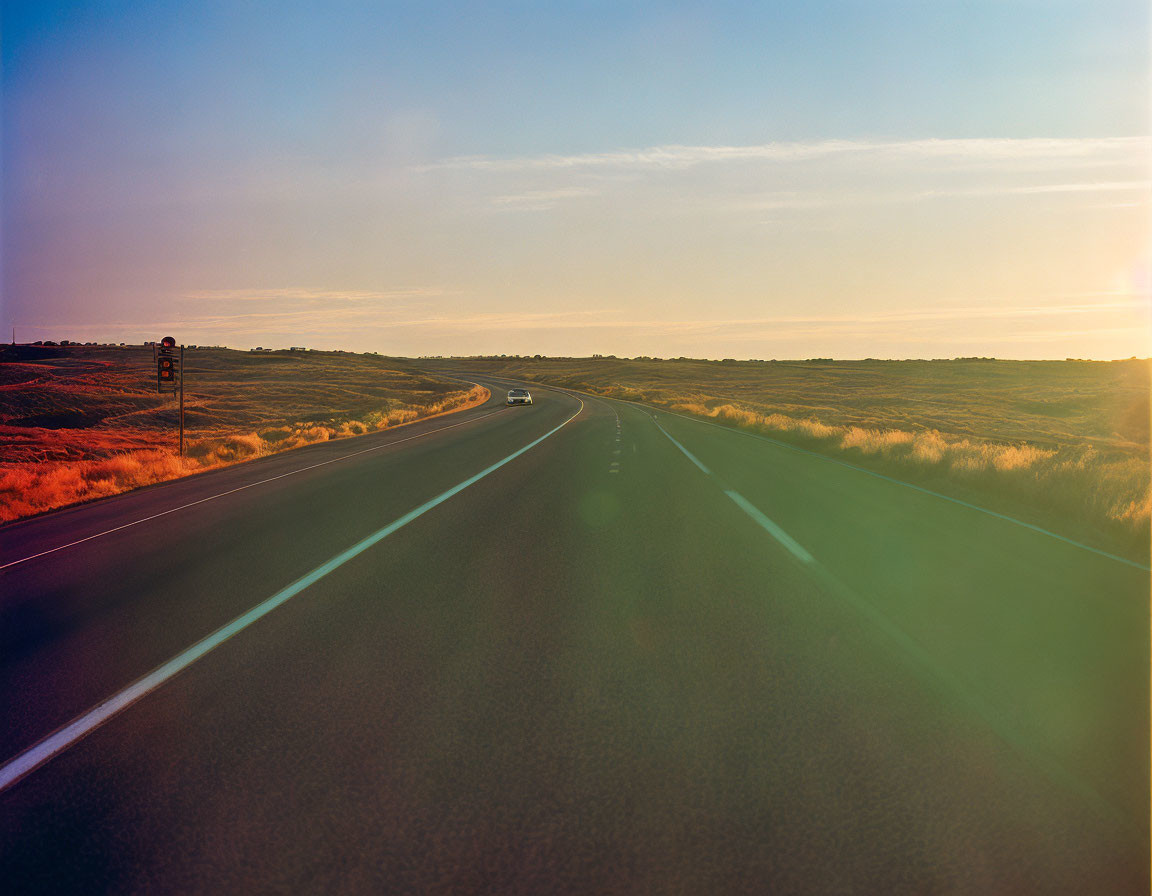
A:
[1,373,1147,893]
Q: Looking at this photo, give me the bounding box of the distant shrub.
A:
[337,421,367,437]
[387,409,419,426]
[297,426,331,444]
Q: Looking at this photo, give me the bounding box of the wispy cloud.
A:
[737,180,1152,213]
[28,294,1147,359]
[183,287,452,304]
[365,309,620,331]
[144,296,1147,338]
[575,300,1151,338]
[92,306,625,339]
[491,187,595,211]
[420,136,1151,173]
[920,180,1152,199]
[422,137,1150,227]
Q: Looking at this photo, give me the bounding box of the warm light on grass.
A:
[0,385,489,523]
[669,399,1148,535]
[0,344,489,523]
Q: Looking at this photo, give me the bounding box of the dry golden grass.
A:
[0,450,200,521]
[455,356,1150,556]
[668,399,1148,541]
[0,345,488,522]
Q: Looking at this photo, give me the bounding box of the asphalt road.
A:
[1,374,1147,894]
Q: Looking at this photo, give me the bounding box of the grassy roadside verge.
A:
[0,345,489,523]
[448,356,1150,562]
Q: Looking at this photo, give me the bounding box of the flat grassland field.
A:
[453,356,1150,560]
[0,345,487,522]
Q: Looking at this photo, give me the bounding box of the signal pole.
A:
[156,336,185,455]
[178,344,184,456]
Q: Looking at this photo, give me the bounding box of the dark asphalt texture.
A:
[1,375,1148,893]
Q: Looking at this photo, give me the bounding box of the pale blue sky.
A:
[3,1,1149,357]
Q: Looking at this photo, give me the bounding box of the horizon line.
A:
[5,341,1149,365]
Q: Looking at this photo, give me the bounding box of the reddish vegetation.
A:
[0,345,487,522]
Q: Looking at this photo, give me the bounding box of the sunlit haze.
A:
[3,1,1150,359]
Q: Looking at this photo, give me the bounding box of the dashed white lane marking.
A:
[0,399,506,573]
[651,413,815,564]
[640,401,1124,827]
[609,407,623,472]
[642,401,1149,573]
[0,399,584,794]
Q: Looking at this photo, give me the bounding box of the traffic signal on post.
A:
[156,337,179,393]
[153,336,185,455]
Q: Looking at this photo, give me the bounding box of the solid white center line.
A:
[0,398,583,794]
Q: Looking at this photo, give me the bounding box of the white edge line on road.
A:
[0,397,584,794]
[650,415,711,475]
[725,490,815,564]
[0,391,502,573]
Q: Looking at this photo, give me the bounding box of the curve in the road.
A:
[477,372,1149,573]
